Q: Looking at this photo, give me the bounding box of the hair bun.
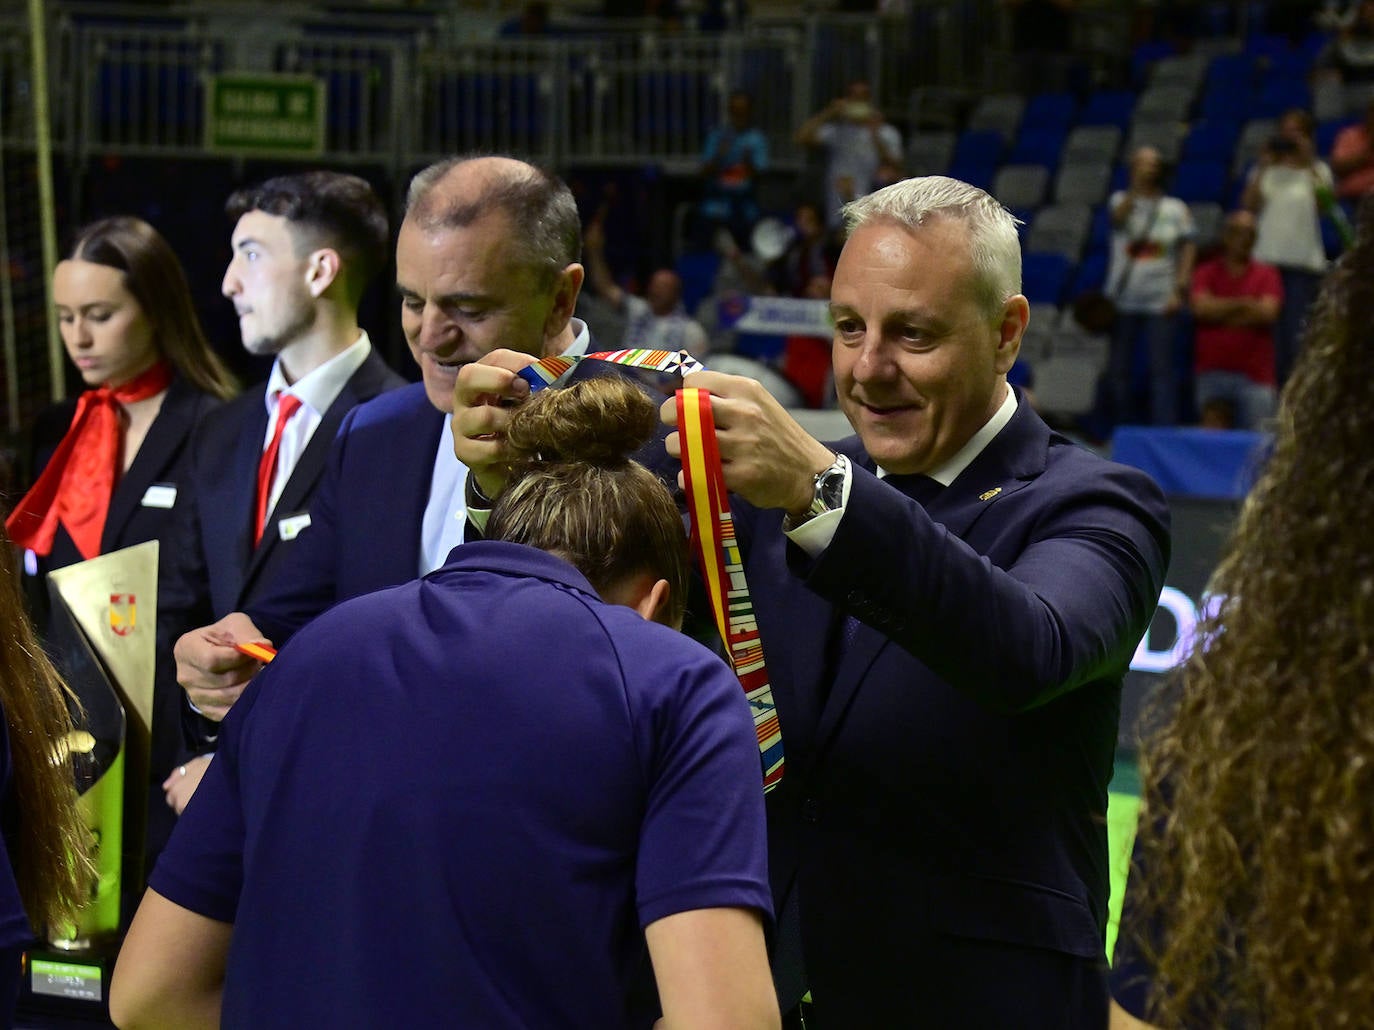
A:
[505,376,656,468]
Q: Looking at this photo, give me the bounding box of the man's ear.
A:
[994,293,1029,374]
[306,248,343,299]
[543,262,585,340]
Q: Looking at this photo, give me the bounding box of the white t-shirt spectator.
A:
[1106,193,1196,315]
[1252,162,1333,273]
[621,294,709,354]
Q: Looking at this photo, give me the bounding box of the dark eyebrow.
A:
[394,285,490,307]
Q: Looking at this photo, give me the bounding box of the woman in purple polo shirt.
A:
[110,377,778,1029]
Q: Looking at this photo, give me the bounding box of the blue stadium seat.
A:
[1009,128,1067,169]
[1071,248,1109,297]
[1021,251,1072,305]
[1172,160,1229,204]
[1181,119,1243,162]
[1089,205,1113,251]
[1200,84,1254,122]
[946,160,997,193]
[1205,53,1255,92]
[1253,78,1312,120]
[1131,40,1178,88]
[1080,91,1137,130]
[1023,92,1078,133]
[952,129,1005,167]
[675,251,721,315]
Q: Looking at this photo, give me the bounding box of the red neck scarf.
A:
[6,361,173,560]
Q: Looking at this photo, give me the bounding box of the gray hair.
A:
[842,176,1022,317]
[404,155,581,287]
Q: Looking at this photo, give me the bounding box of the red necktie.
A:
[6,361,173,560]
[253,392,302,546]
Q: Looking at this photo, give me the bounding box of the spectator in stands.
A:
[1109,195,1374,1030]
[1189,210,1283,431]
[1329,97,1374,199]
[769,201,839,298]
[1242,108,1334,385]
[583,216,710,356]
[1316,0,1374,84]
[1105,146,1196,427]
[696,90,769,252]
[796,80,903,229]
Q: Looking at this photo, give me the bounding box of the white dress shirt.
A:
[787,384,1019,557]
[261,333,373,520]
[419,320,593,574]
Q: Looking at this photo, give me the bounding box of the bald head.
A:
[645,269,682,316]
[404,155,581,286]
[1221,209,1257,261]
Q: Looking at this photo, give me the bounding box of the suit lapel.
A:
[240,352,402,596]
[102,380,198,552]
[811,397,1054,749]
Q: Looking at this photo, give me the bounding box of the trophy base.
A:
[15,940,118,1026]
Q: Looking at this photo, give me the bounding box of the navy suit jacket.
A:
[159,348,404,636]
[245,359,681,646]
[740,396,1170,1027]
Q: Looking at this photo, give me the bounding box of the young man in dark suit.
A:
[453,174,1172,1028]
[159,171,404,813]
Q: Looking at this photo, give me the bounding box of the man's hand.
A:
[661,371,836,514]
[173,612,271,722]
[162,754,213,815]
[451,349,537,499]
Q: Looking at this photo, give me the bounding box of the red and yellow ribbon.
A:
[519,351,784,793]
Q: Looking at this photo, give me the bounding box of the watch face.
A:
[817,467,846,509]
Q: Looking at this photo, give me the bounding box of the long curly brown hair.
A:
[1129,198,1374,1027]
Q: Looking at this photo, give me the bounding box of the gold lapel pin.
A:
[978,487,1003,502]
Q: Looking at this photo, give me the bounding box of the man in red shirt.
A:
[1190,210,1283,430]
[1330,98,1374,200]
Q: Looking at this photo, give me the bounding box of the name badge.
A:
[141,484,178,509]
[277,512,312,542]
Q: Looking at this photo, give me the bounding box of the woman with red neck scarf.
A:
[9,216,234,579]
[5,216,236,864]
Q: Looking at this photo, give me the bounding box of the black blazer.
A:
[17,376,226,870]
[21,375,225,631]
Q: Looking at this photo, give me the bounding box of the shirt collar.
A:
[264,332,372,414]
[880,382,1017,487]
[562,318,591,357]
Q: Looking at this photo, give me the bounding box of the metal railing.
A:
[15,0,1090,181]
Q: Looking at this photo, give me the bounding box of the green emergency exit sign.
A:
[205,74,326,156]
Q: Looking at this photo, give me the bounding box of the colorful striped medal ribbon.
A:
[516,350,785,793]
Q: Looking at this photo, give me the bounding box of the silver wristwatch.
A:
[788,453,849,528]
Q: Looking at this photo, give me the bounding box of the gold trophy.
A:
[23,541,157,1014]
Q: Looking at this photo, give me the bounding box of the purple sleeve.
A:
[633,642,773,929]
[147,692,253,923]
